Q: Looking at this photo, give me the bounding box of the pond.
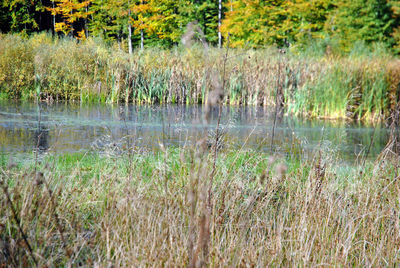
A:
[0,101,393,162]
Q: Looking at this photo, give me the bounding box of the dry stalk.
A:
[361,125,376,168]
[0,170,38,266]
[271,49,285,152]
[208,34,230,210]
[183,22,230,268]
[40,173,72,260]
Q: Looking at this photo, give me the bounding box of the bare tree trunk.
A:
[128,1,132,55]
[85,5,89,38]
[140,29,144,50]
[128,15,132,54]
[218,0,222,48]
[52,0,56,34]
[140,0,144,51]
[39,0,43,30]
[70,10,73,37]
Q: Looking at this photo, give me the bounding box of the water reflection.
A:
[0,101,395,161]
[33,124,49,152]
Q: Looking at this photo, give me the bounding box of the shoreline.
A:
[1,33,399,122]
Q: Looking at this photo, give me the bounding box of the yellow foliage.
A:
[47,0,92,38]
[55,22,70,35]
[77,29,86,40]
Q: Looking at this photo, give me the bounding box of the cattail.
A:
[179,150,186,164]
[35,171,44,185]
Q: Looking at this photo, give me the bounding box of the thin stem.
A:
[0,172,38,266]
[362,125,376,168]
[209,33,230,210]
[271,52,282,152]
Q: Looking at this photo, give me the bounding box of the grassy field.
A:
[1,33,400,121]
[1,141,400,266]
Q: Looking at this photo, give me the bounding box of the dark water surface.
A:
[0,101,393,161]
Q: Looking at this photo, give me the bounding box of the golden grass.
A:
[1,147,400,266]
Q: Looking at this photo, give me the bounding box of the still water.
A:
[0,101,392,161]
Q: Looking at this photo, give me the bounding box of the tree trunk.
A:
[218,0,222,48]
[128,0,132,54]
[128,11,132,55]
[70,10,73,37]
[52,0,55,34]
[141,29,144,51]
[39,0,43,30]
[140,0,144,51]
[85,5,89,38]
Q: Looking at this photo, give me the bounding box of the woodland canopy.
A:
[1,0,400,52]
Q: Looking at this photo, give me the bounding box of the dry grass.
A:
[1,146,400,266]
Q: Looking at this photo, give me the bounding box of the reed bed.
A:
[0,33,399,121]
[0,144,400,266]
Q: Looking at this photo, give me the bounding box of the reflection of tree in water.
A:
[344,124,390,158]
[33,125,49,152]
[33,103,50,153]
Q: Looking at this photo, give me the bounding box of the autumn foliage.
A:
[0,0,400,50]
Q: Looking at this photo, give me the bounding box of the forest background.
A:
[1,0,400,53]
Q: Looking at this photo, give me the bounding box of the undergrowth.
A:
[1,147,400,266]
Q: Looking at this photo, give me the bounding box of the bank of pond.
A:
[1,33,400,122]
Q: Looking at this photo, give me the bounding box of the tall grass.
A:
[286,58,393,121]
[1,146,400,266]
[0,32,399,120]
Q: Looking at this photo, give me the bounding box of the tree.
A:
[389,0,400,51]
[221,0,285,48]
[141,0,192,46]
[218,0,222,47]
[131,0,152,50]
[184,0,219,46]
[0,2,11,33]
[279,0,335,46]
[88,0,119,42]
[2,0,39,34]
[198,0,219,45]
[326,0,396,49]
[47,0,92,38]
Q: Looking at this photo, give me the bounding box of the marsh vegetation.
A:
[1,33,400,121]
[1,141,400,266]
